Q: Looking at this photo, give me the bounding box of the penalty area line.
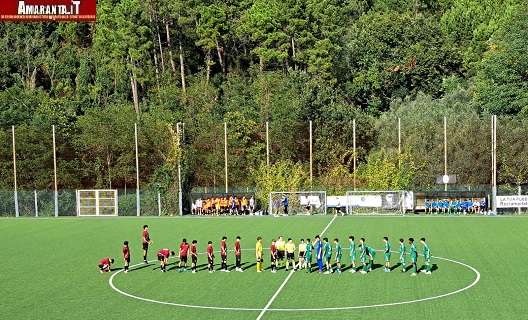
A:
[255,214,338,320]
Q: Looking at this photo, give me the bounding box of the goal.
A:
[345,190,404,215]
[76,190,118,216]
[269,191,327,215]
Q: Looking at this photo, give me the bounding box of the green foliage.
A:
[357,150,416,190]
[251,160,308,207]
[1,0,528,199]
[473,5,528,115]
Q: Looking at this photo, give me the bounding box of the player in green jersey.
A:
[383,237,392,272]
[333,238,342,273]
[409,238,418,276]
[305,238,313,272]
[420,238,432,275]
[348,236,356,273]
[398,238,406,272]
[323,238,332,274]
[366,245,376,272]
[359,238,367,274]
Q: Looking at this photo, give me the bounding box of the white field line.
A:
[255,214,338,320]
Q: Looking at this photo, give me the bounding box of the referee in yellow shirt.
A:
[276,236,286,269]
[297,239,306,270]
[285,238,296,271]
[256,236,263,272]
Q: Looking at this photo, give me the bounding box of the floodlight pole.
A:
[353,119,356,191]
[224,122,228,194]
[135,123,140,216]
[12,126,19,218]
[34,190,38,217]
[309,120,313,188]
[491,115,497,213]
[266,121,270,167]
[52,125,58,217]
[177,122,183,216]
[398,117,401,169]
[443,116,447,192]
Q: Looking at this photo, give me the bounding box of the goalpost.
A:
[345,190,405,215]
[76,190,118,216]
[269,191,327,215]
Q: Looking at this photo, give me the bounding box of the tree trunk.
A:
[130,69,140,116]
[206,49,212,83]
[216,40,226,73]
[291,37,297,70]
[153,52,161,92]
[165,20,177,74]
[259,56,264,72]
[179,39,187,95]
[107,151,112,189]
[29,67,37,90]
[157,25,165,73]
[148,8,160,88]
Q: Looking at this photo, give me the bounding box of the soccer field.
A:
[2,215,527,320]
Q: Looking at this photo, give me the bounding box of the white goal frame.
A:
[345,190,405,215]
[76,189,118,216]
[269,191,327,215]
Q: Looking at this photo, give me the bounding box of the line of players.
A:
[424,198,487,214]
[192,195,256,215]
[98,225,432,276]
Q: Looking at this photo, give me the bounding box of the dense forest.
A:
[1,0,528,209]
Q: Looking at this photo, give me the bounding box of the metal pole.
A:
[444,116,448,192]
[492,115,497,213]
[353,119,356,191]
[309,120,313,187]
[158,191,162,216]
[398,117,401,169]
[52,125,58,217]
[177,123,183,216]
[134,123,140,216]
[266,121,270,167]
[34,190,38,217]
[12,125,19,218]
[518,185,521,215]
[224,122,228,193]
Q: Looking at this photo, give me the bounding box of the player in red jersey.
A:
[270,239,277,273]
[178,238,190,272]
[234,236,243,272]
[190,240,198,273]
[220,236,229,272]
[122,241,130,273]
[98,257,114,273]
[207,241,215,273]
[157,248,175,272]
[142,225,152,263]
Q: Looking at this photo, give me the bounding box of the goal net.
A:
[269,191,327,215]
[345,190,404,215]
[76,190,118,216]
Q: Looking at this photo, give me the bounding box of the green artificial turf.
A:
[2,216,527,319]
